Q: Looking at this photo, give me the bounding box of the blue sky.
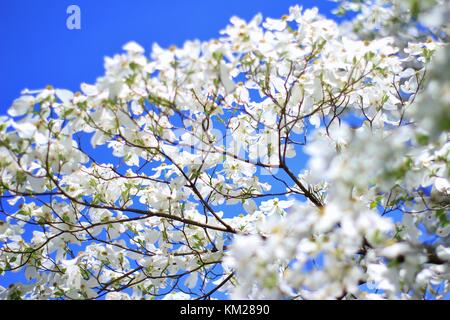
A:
[0,0,338,116]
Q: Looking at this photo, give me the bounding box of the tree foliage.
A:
[0,0,449,299]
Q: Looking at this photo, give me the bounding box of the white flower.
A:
[263,17,287,31]
[184,272,198,289]
[8,95,34,117]
[12,122,36,139]
[219,63,236,95]
[434,177,450,193]
[259,198,294,216]
[105,292,131,300]
[80,82,98,96]
[379,243,412,259]
[162,292,191,300]
[436,245,450,261]
[55,89,74,104]
[123,41,145,54]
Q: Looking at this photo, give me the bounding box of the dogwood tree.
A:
[0,1,448,300]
